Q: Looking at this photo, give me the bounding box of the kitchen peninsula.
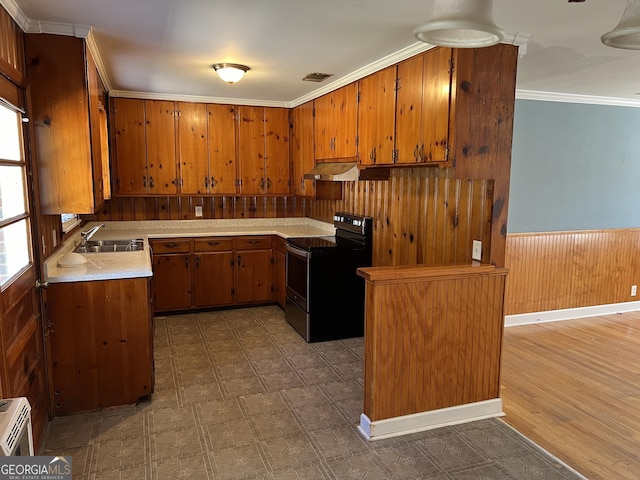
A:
[43,218,334,415]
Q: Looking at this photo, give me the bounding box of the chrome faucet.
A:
[80,223,105,247]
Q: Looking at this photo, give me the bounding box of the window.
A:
[0,102,32,288]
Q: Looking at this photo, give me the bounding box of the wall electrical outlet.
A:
[632,285,637,297]
[195,205,203,217]
[472,240,482,262]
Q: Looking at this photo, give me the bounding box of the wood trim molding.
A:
[358,399,504,441]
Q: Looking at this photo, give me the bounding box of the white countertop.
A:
[44,217,334,284]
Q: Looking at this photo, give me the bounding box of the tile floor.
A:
[42,306,584,479]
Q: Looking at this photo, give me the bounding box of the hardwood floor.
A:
[500,311,640,480]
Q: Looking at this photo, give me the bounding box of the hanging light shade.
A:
[212,63,250,84]
[413,0,504,48]
[601,0,640,49]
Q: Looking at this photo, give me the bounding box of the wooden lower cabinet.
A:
[193,237,235,307]
[47,278,154,415]
[153,253,192,311]
[151,236,275,313]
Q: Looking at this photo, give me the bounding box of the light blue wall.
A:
[508,99,640,233]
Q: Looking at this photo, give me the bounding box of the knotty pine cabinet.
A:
[26,33,111,214]
[314,82,358,161]
[291,101,315,197]
[150,236,274,312]
[357,66,398,166]
[47,278,154,415]
[395,47,453,164]
[178,103,238,195]
[237,106,290,195]
[112,98,179,194]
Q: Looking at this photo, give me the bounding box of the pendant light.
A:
[413,0,504,48]
[212,63,250,84]
[601,0,640,49]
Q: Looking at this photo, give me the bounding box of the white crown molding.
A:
[516,89,640,108]
[24,19,90,37]
[85,30,113,92]
[109,90,289,108]
[289,30,530,108]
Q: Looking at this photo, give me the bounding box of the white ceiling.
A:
[5,0,640,107]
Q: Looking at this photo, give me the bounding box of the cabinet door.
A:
[152,254,192,311]
[48,279,152,415]
[208,104,238,194]
[395,53,425,164]
[291,101,315,197]
[332,82,358,159]
[358,66,397,166]
[86,49,106,207]
[235,249,273,304]
[422,47,453,163]
[194,252,235,307]
[113,97,147,194]
[146,100,179,193]
[313,93,332,161]
[264,107,290,194]
[237,106,265,194]
[178,102,209,194]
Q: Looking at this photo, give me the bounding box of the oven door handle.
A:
[286,244,310,259]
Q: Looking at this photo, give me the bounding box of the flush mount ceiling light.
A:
[602,0,640,49]
[413,0,504,48]
[212,63,250,84]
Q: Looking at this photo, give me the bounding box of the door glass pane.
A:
[0,165,26,220]
[0,219,31,287]
[0,106,21,161]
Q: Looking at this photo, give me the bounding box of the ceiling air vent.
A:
[302,72,333,82]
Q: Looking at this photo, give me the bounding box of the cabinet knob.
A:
[204,177,209,188]
[149,176,155,188]
[185,257,189,269]
[210,177,218,188]
[195,257,200,268]
[413,144,420,162]
[143,176,147,188]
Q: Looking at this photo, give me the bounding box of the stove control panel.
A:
[334,213,371,235]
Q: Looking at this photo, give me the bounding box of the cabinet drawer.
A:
[150,239,191,254]
[236,236,272,250]
[194,237,234,252]
[272,236,287,253]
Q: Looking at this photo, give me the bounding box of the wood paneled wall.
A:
[91,195,306,221]
[308,168,494,267]
[504,229,640,315]
[359,264,507,421]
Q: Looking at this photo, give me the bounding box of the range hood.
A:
[303,162,359,182]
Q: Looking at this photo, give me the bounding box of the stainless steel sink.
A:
[75,239,144,253]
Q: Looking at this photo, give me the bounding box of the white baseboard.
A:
[357,399,504,441]
[505,301,640,327]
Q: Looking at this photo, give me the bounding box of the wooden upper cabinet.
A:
[145,100,179,193]
[291,101,315,197]
[178,102,209,194]
[26,34,110,214]
[237,105,265,195]
[422,47,454,163]
[395,47,453,165]
[264,107,290,194]
[112,99,178,194]
[358,66,397,166]
[208,104,238,194]
[112,97,147,195]
[314,82,358,162]
[87,49,110,205]
[238,106,290,195]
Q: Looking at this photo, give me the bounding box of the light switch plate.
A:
[195,205,203,217]
[472,240,482,261]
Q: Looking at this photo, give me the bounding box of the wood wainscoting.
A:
[504,228,640,316]
[357,263,507,438]
[90,195,306,221]
[307,168,494,267]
